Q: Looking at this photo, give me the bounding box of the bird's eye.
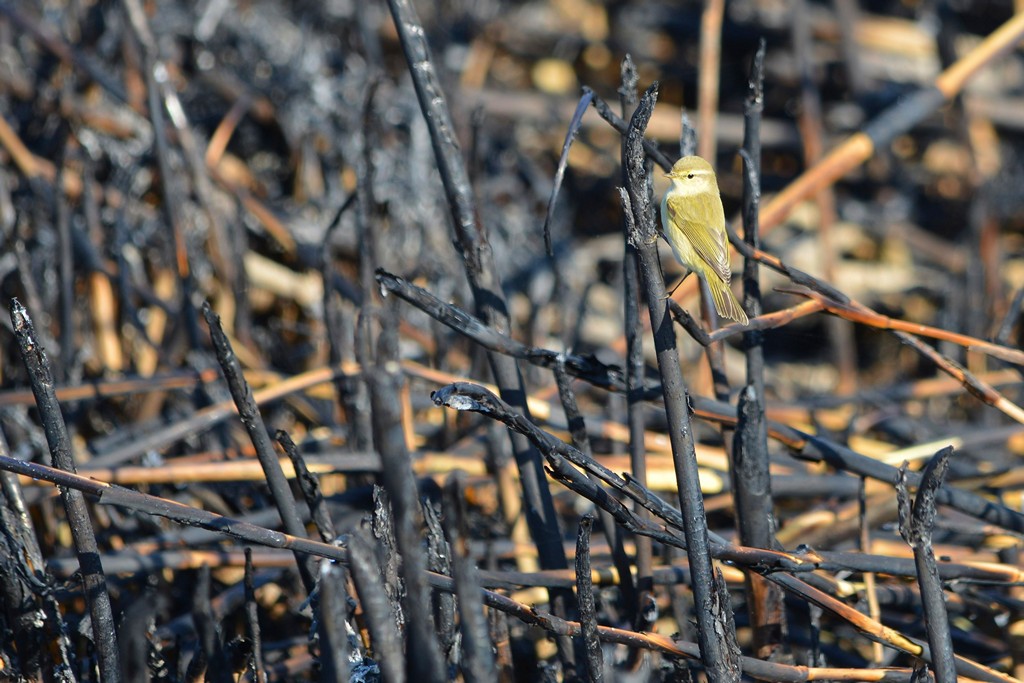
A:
[687,173,694,179]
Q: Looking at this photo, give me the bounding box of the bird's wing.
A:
[666,192,731,282]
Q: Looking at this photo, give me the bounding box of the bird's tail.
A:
[706,277,749,325]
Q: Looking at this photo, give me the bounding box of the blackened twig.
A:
[544,89,593,259]
[994,286,1024,345]
[320,194,369,448]
[547,93,594,369]
[442,475,496,683]
[735,39,783,659]
[384,0,566,574]
[347,530,405,683]
[369,486,401,636]
[776,419,1024,534]
[276,431,336,543]
[897,448,957,683]
[430,383,695,554]
[355,72,385,388]
[684,392,1024,538]
[740,39,767,362]
[55,130,73,381]
[576,515,604,682]
[193,564,232,683]
[8,449,996,679]
[122,0,201,350]
[680,111,698,158]
[764,571,1006,681]
[378,269,634,394]
[586,88,674,171]
[202,303,318,594]
[621,85,740,680]
[619,53,653,636]
[317,561,350,683]
[0,425,70,677]
[552,362,636,614]
[425,495,458,669]
[370,177,444,673]
[368,363,447,682]
[10,299,121,683]
[243,548,266,683]
[667,297,712,346]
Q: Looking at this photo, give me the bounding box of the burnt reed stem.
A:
[621,85,740,681]
[384,0,566,577]
[10,299,121,683]
[203,303,318,594]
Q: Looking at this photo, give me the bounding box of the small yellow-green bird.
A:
[661,155,748,325]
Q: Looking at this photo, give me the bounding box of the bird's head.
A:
[665,155,718,196]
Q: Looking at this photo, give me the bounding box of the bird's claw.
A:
[662,271,692,299]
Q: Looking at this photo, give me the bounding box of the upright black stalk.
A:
[203,304,318,594]
[384,0,566,573]
[321,195,370,450]
[734,39,783,657]
[552,361,636,616]
[353,65,447,679]
[55,131,73,380]
[575,515,604,682]
[898,448,957,682]
[740,42,767,418]
[347,530,406,683]
[317,562,350,683]
[442,475,496,682]
[243,549,267,683]
[621,86,740,681]
[619,54,654,634]
[276,431,337,543]
[192,565,232,683]
[368,363,447,682]
[122,0,201,350]
[10,299,121,683]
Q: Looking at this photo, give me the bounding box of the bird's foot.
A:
[661,271,692,300]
